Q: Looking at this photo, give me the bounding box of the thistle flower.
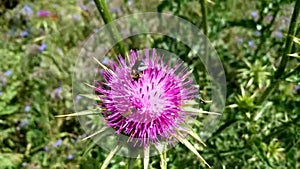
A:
[37,10,50,17]
[95,49,199,147]
[59,49,220,168]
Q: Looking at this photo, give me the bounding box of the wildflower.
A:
[251,11,258,19]
[80,4,88,11]
[75,95,82,101]
[44,146,49,152]
[24,105,31,112]
[38,43,47,52]
[4,70,12,77]
[51,87,62,100]
[110,8,121,13]
[255,30,261,36]
[128,0,133,6]
[95,49,198,147]
[0,91,2,96]
[20,30,29,37]
[53,139,62,148]
[102,57,111,65]
[67,154,74,160]
[248,40,254,47]
[294,85,300,94]
[275,31,283,39]
[19,119,29,128]
[93,29,100,33]
[37,10,50,17]
[23,4,33,15]
[72,14,80,22]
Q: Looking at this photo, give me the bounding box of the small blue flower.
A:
[294,85,300,93]
[102,57,111,65]
[110,8,121,13]
[76,95,82,101]
[72,14,80,21]
[53,139,62,148]
[275,31,283,39]
[20,30,29,37]
[248,41,254,47]
[44,146,49,152]
[19,119,29,128]
[251,11,258,19]
[23,4,33,15]
[80,4,88,11]
[4,70,12,77]
[128,0,133,6]
[94,29,100,33]
[24,106,31,112]
[67,154,74,160]
[255,30,261,36]
[38,43,47,52]
[0,91,2,96]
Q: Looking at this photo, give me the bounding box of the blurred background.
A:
[0,0,299,168]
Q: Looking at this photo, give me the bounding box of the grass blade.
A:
[174,134,210,168]
[143,146,150,169]
[55,109,101,118]
[82,126,109,141]
[100,143,122,169]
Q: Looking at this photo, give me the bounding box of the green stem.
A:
[199,0,208,36]
[93,0,127,56]
[274,0,300,79]
[257,0,300,105]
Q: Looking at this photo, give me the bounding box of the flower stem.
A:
[257,0,300,105]
[93,0,127,56]
[199,0,208,36]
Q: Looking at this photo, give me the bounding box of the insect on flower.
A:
[130,59,147,81]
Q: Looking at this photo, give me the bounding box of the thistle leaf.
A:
[100,143,122,169]
[174,134,210,168]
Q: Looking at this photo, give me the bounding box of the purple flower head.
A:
[44,146,49,152]
[20,30,29,37]
[94,29,100,33]
[110,8,121,13]
[255,30,261,36]
[76,95,82,101]
[67,154,74,160]
[38,43,47,52]
[37,10,50,17]
[294,85,300,94]
[4,70,12,77]
[23,4,33,15]
[80,4,88,11]
[51,87,62,100]
[95,49,198,147]
[72,14,80,21]
[248,40,254,47]
[19,119,29,128]
[275,31,283,39]
[251,11,258,19]
[53,139,62,148]
[24,105,30,112]
[128,0,133,6]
